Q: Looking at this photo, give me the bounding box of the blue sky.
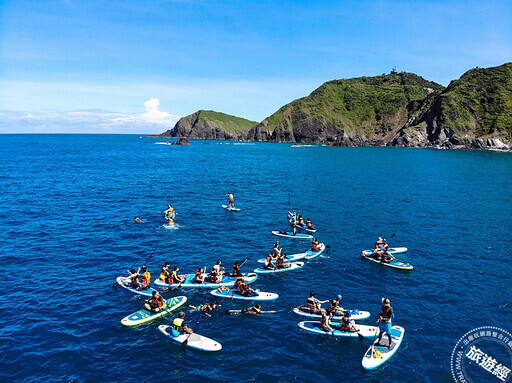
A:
[1,0,511,133]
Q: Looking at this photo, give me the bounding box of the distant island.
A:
[152,63,512,151]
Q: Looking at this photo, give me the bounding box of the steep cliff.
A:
[247,72,444,145]
[393,63,512,149]
[154,110,257,140]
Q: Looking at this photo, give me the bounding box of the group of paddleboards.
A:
[124,200,409,367]
[294,291,404,369]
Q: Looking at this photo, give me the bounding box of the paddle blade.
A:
[358,332,364,341]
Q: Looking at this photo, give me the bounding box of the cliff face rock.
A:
[155,110,257,140]
[394,63,512,150]
[248,72,444,144]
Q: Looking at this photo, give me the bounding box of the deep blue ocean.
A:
[1,134,511,382]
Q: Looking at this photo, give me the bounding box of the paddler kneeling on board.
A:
[340,312,358,333]
[326,296,345,316]
[311,238,320,252]
[137,266,151,290]
[171,311,193,336]
[306,218,313,229]
[144,291,166,314]
[376,298,394,350]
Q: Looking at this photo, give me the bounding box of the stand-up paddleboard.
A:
[210,289,279,301]
[222,205,241,212]
[362,325,405,370]
[254,261,304,274]
[304,243,326,259]
[361,247,408,256]
[287,212,318,233]
[298,321,378,338]
[158,325,222,352]
[272,231,313,240]
[121,296,187,327]
[360,253,413,270]
[154,273,258,288]
[116,276,157,297]
[257,252,307,263]
[293,307,371,321]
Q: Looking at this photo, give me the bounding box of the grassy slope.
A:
[433,63,512,138]
[264,72,444,134]
[198,110,258,135]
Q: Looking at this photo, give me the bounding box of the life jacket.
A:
[251,306,261,314]
[380,306,393,322]
[151,296,165,308]
[341,317,351,331]
[130,276,139,288]
[233,265,240,276]
[306,220,312,228]
[160,268,170,281]
[277,256,285,267]
[299,218,304,225]
[238,281,248,294]
[194,271,203,283]
[172,317,184,332]
[143,271,151,284]
[320,314,329,327]
[307,297,318,310]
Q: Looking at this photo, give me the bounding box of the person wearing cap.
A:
[376,298,394,349]
[171,311,193,336]
[144,291,166,314]
[326,295,345,316]
[226,193,235,208]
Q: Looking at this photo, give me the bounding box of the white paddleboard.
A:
[362,325,405,369]
[222,205,240,211]
[158,325,222,352]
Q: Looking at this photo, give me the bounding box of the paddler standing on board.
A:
[226,192,235,209]
[376,298,394,349]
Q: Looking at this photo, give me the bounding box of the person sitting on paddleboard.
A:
[276,252,288,269]
[320,309,333,332]
[237,278,257,297]
[326,296,345,316]
[127,268,140,289]
[306,218,313,229]
[194,268,206,283]
[144,291,166,314]
[311,238,320,252]
[340,311,357,332]
[232,260,242,277]
[298,215,304,226]
[377,298,394,349]
[168,266,185,284]
[209,267,223,283]
[307,291,329,314]
[242,304,262,316]
[160,262,171,281]
[226,193,235,208]
[264,253,276,270]
[172,311,193,336]
[137,266,151,290]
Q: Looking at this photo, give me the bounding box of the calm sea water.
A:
[1,134,511,382]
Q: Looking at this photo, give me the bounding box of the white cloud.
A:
[0,98,180,134]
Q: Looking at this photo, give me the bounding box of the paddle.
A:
[143,248,156,267]
[182,321,199,346]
